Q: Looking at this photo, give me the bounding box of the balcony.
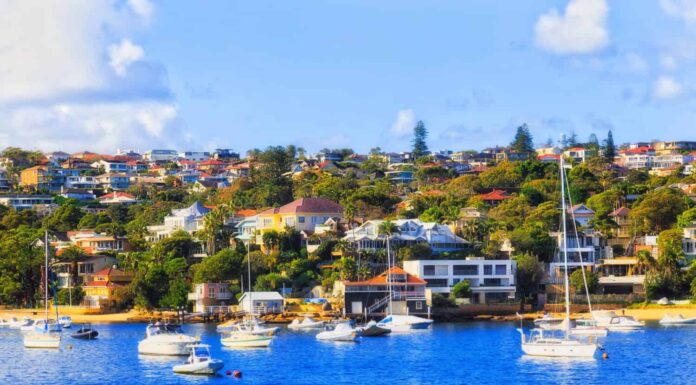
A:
[188,292,233,301]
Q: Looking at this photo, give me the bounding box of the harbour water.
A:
[1,321,694,385]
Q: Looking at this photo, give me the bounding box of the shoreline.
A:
[4,305,696,324]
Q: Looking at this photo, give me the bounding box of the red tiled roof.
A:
[609,207,631,217]
[199,159,224,166]
[567,147,585,152]
[236,209,257,217]
[345,266,426,286]
[478,190,512,201]
[98,192,136,200]
[537,154,560,160]
[259,198,343,216]
[93,266,124,276]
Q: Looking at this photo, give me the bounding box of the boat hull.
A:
[316,330,358,342]
[570,328,608,337]
[359,325,391,337]
[173,360,224,375]
[71,330,99,340]
[221,335,272,348]
[521,341,597,358]
[138,340,195,356]
[24,333,61,349]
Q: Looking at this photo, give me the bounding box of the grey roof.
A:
[171,201,211,217]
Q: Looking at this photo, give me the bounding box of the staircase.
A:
[366,293,392,315]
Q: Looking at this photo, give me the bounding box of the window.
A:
[495,265,507,275]
[415,301,423,310]
[484,265,493,275]
[452,278,461,285]
[434,265,448,275]
[423,265,435,276]
[208,287,215,298]
[285,217,295,226]
[299,216,305,224]
[453,265,478,275]
[426,279,448,288]
[311,216,318,224]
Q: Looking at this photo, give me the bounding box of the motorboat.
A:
[221,325,273,348]
[173,344,224,375]
[288,317,325,330]
[534,315,567,330]
[316,323,359,342]
[592,310,644,331]
[377,314,433,332]
[34,319,62,332]
[217,318,280,336]
[71,324,99,340]
[59,316,72,328]
[659,314,696,326]
[0,318,10,327]
[20,319,37,332]
[138,323,197,356]
[357,320,391,337]
[570,319,608,337]
[518,328,597,358]
[9,317,32,329]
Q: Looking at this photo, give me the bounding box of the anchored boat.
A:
[173,344,224,375]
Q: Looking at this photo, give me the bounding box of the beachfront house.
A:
[187,283,234,313]
[82,267,134,309]
[343,266,428,317]
[238,292,284,315]
[53,254,118,288]
[403,258,516,304]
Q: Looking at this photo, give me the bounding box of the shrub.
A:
[450,280,472,299]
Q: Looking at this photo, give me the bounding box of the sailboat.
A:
[221,242,275,348]
[518,158,597,358]
[24,231,62,349]
[376,229,433,332]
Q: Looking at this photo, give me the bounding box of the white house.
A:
[147,201,211,241]
[568,204,595,227]
[143,149,179,162]
[403,258,516,304]
[548,230,609,283]
[238,291,284,315]
[178,151,211,161]
[343,219,470,253]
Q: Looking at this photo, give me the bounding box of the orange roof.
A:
[93,266,124,276]
[236,209,257,217]
[98,191,136,200]
[478,189,512,201]
[344,266,426,286]
[567,147,585,152]
[199,159,224,166]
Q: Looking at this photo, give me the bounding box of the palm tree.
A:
[378,220,401,311]
[199,204,231,255]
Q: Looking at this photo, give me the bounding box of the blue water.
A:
[1,322,694,385]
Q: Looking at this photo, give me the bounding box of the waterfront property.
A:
[597,257,645,295]
[238,292,284,315]
[53,254,118,288]
[403,258,516,304]
[82,267,134,309]
[343,266,428,316]
[255,197,343,247]
[342,219,470,253]
[187,283,234,313]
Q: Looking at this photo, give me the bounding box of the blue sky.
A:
[1,0,696,154]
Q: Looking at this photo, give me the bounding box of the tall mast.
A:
[559,157,571,337]
[386,233,393,316]
[44,230,49,322]
[247,241,253,324]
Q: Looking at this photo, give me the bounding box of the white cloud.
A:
[653,76,683,99]
[1,102,185,153]
[108,39,145,77]
[660,0,696,22]
[534,0,609,55]
[388,109,416,139]
[128,0,154,21]
[660,54,678,70]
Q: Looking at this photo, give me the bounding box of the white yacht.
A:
[377,314,433,332]
[591,311,644,331]
[533,315,567,330]
[220,324,272,348]
[24,231,61,349]
[570,319,608,337]
[217,318,279,335]
[9,317,32,329]
[659,314,696,325]
[316,323,359,342]
[173,344,224,375]
[20,319,37,332]
[138,323,197,356]
[59,316,72,328]
[34,319,62,332]
[518,158,597,358]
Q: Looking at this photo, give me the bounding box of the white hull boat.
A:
[24,331,61,349]
[0,318,10,327]
[592,311,644,331]
[221,333,272,348]
[534,316,567,331]
[377,315,433,332]
[520,331,597,358]
[138,323,197,356]
[59,316,72,329]
[218,319,280,335]
[570,319,608,337]
[173,344,224,375]
[316,323,359,342]
[288,317,325,330]
[20,320,37,332]
[659,314,696,325]
[10,317,32,329]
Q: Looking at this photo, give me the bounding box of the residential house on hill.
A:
[568,204,595,227]
[343,266,427,316]
[147,201,211,241]
[83,267,134,309]
[342,219,470,253]
[98,191,139,205]
[477,190,512,207]
[256,197,343,246]
[608,207,632,250]
[188,283,233,313]
[54,254,118,288]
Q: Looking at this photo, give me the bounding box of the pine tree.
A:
[603,130,616,163]
[412,120,429,159]
[511,123,534,153]
[567,131,578,147]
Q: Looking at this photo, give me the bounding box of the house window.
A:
[285,217,295,226]
[299,216,305,224]
[311,216,318,224]
[423,265,435,276]
[426,279,448,288]
[453,265,478,275]
[208,287,215,298]
[495,265,507,275]
[415,301,423,310]
[484,265,493,275]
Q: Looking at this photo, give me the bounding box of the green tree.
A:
[511,123,534,153]
[412,120,429,159]
[569,269,599,294]
[630,188,689,234]
[515,252,543,313]
[677,207,696,228]
[191,248,244,283]
[450,280,472,299]
[603,130,616,163]
[42,203,85,232]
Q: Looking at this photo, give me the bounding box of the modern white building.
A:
[147,201,211,241]
[143,149,179,162]
[683,221,696,263]
[403,258,516,304]
[238,291,284,315]
[343,219,470,253]
[0,194,54,210]
[178,151,211,161]
[548,230,609,283]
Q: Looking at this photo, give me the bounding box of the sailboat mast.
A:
[559,158,571,336]
[44,230,49,322]
[247,241,253,321]
[386,234,393,316]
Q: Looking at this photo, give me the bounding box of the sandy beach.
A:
[0,309,171,324]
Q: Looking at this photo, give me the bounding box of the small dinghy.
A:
[59,316,72,329]
[316,323,359,342]
[659,314,696,325]
[357,320,391,337]
[173,344,224,375]
[71,324,99,340]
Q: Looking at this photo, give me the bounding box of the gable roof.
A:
[171,201,211,217]
[259,198,343,216]
[238,291,284,301]
[478,190,512,201]
[609,207,631,217]
[345,266,426,286]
